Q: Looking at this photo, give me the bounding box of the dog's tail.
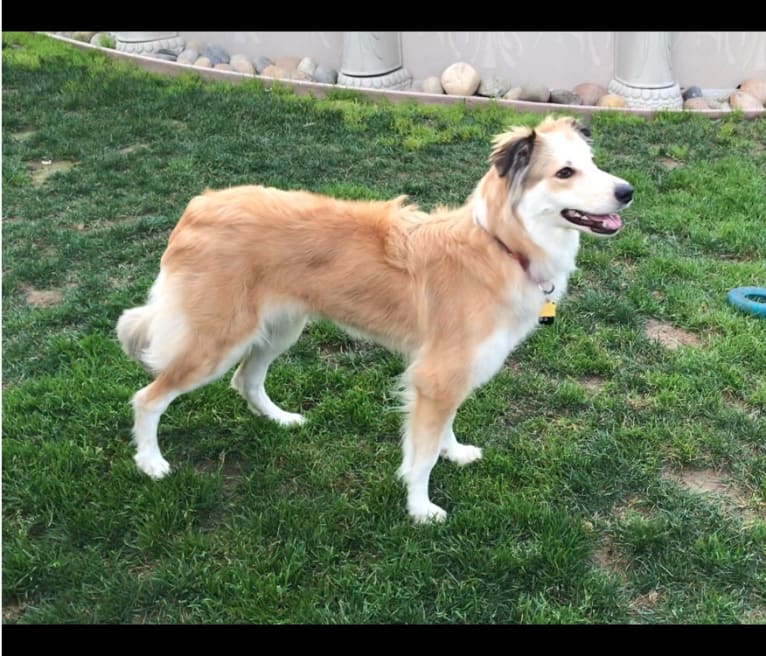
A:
[116,305,155,371]
[117,271,189,374]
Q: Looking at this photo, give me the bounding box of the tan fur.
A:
[116,306,153,366]
[138,186,527,403]
[117,115,631,522]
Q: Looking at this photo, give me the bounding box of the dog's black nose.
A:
[615,183,634,204]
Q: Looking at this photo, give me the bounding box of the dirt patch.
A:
[662,468,763,524]
[220,456,246,495]
[593,537,630,582]
[2,600,25,623]
[667,468,732,496]
[129,562,155,580]
[162,119,188,131]
[119,143,148,155]
[626,394,653,411]
[580,375,605,393]
[504,360,524,374]
[11,129,37,142]
[131,607,167,624]
[659,156,682,170]
[723,392,762,421]
[628,589,662,615]
[329,469,363,496]
[742,606,766,624]
[319,342,349,357]
[612,496,654,522]
[24,287,63,308]
[27,160,77,188]
[644,319,701,350]
[195,452,247,496]
[71,214,149,233]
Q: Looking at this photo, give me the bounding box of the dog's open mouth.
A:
[561,209,623,235]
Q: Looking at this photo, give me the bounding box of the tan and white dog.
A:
[117,115,633,523]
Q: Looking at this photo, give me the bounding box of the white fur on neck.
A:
[516,195,580,285]
[471,196,488,229]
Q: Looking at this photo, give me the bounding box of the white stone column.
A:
[114,32,185,56]
[608,32,682,110]
[337,32,412,90]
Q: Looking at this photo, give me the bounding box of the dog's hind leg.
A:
[132,334,256,479]
[230,311,308,426]
[132,379,179,479]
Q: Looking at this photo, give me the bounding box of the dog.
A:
[117,115,633,523]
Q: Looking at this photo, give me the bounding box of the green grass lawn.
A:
[2,32,765,624]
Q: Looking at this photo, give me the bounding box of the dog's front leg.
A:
[398,389,462,524]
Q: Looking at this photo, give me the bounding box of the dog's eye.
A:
[555,167,575,179]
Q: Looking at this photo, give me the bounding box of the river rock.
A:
[150,49,178,62]
[440,62,481,96]
[177,49,199,65]
[478,77,511,98]
[503,87,523,101]
[573,82,607,106]
[261,65,287,79]
[704,97,730,110]
[683,97,710,110]
[214,63,232,71]
[193,57,213,68]
[518,84,550,103]
[422,76,444,94]
[736,79,766,105]
[275,56,300,71]
[72,32,96,43]
[254,56,274,74]
[597,94,627,108]
[313,65,338,84]
[682,85,703,100]
[230,54,255,75]
[549,89,581,105]
[286,70,311,81]
[202,45,230,66]
[297,57,318,78]
[185,40,205,53]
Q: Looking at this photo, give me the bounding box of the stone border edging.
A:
[44,33,765,120]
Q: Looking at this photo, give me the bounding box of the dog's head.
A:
[478,116,632,239]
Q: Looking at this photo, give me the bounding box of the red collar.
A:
[494,236,531,272]
[494,235,555,295]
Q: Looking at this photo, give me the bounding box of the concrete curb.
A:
[45,34,766,120]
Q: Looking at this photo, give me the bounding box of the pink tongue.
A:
[598,214,622,230]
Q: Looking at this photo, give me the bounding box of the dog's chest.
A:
[469,315,538,389]
[469,273,570,390]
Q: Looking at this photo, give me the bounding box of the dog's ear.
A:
[492,130,536,178]
[572,118,591,140]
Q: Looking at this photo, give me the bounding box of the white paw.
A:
[135,451,171,479]
[410,502,448,524]
[244,401,305,427]
[271,411,306,427]
[442,444,483,466]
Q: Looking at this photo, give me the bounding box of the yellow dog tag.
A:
[539,300,556,325]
